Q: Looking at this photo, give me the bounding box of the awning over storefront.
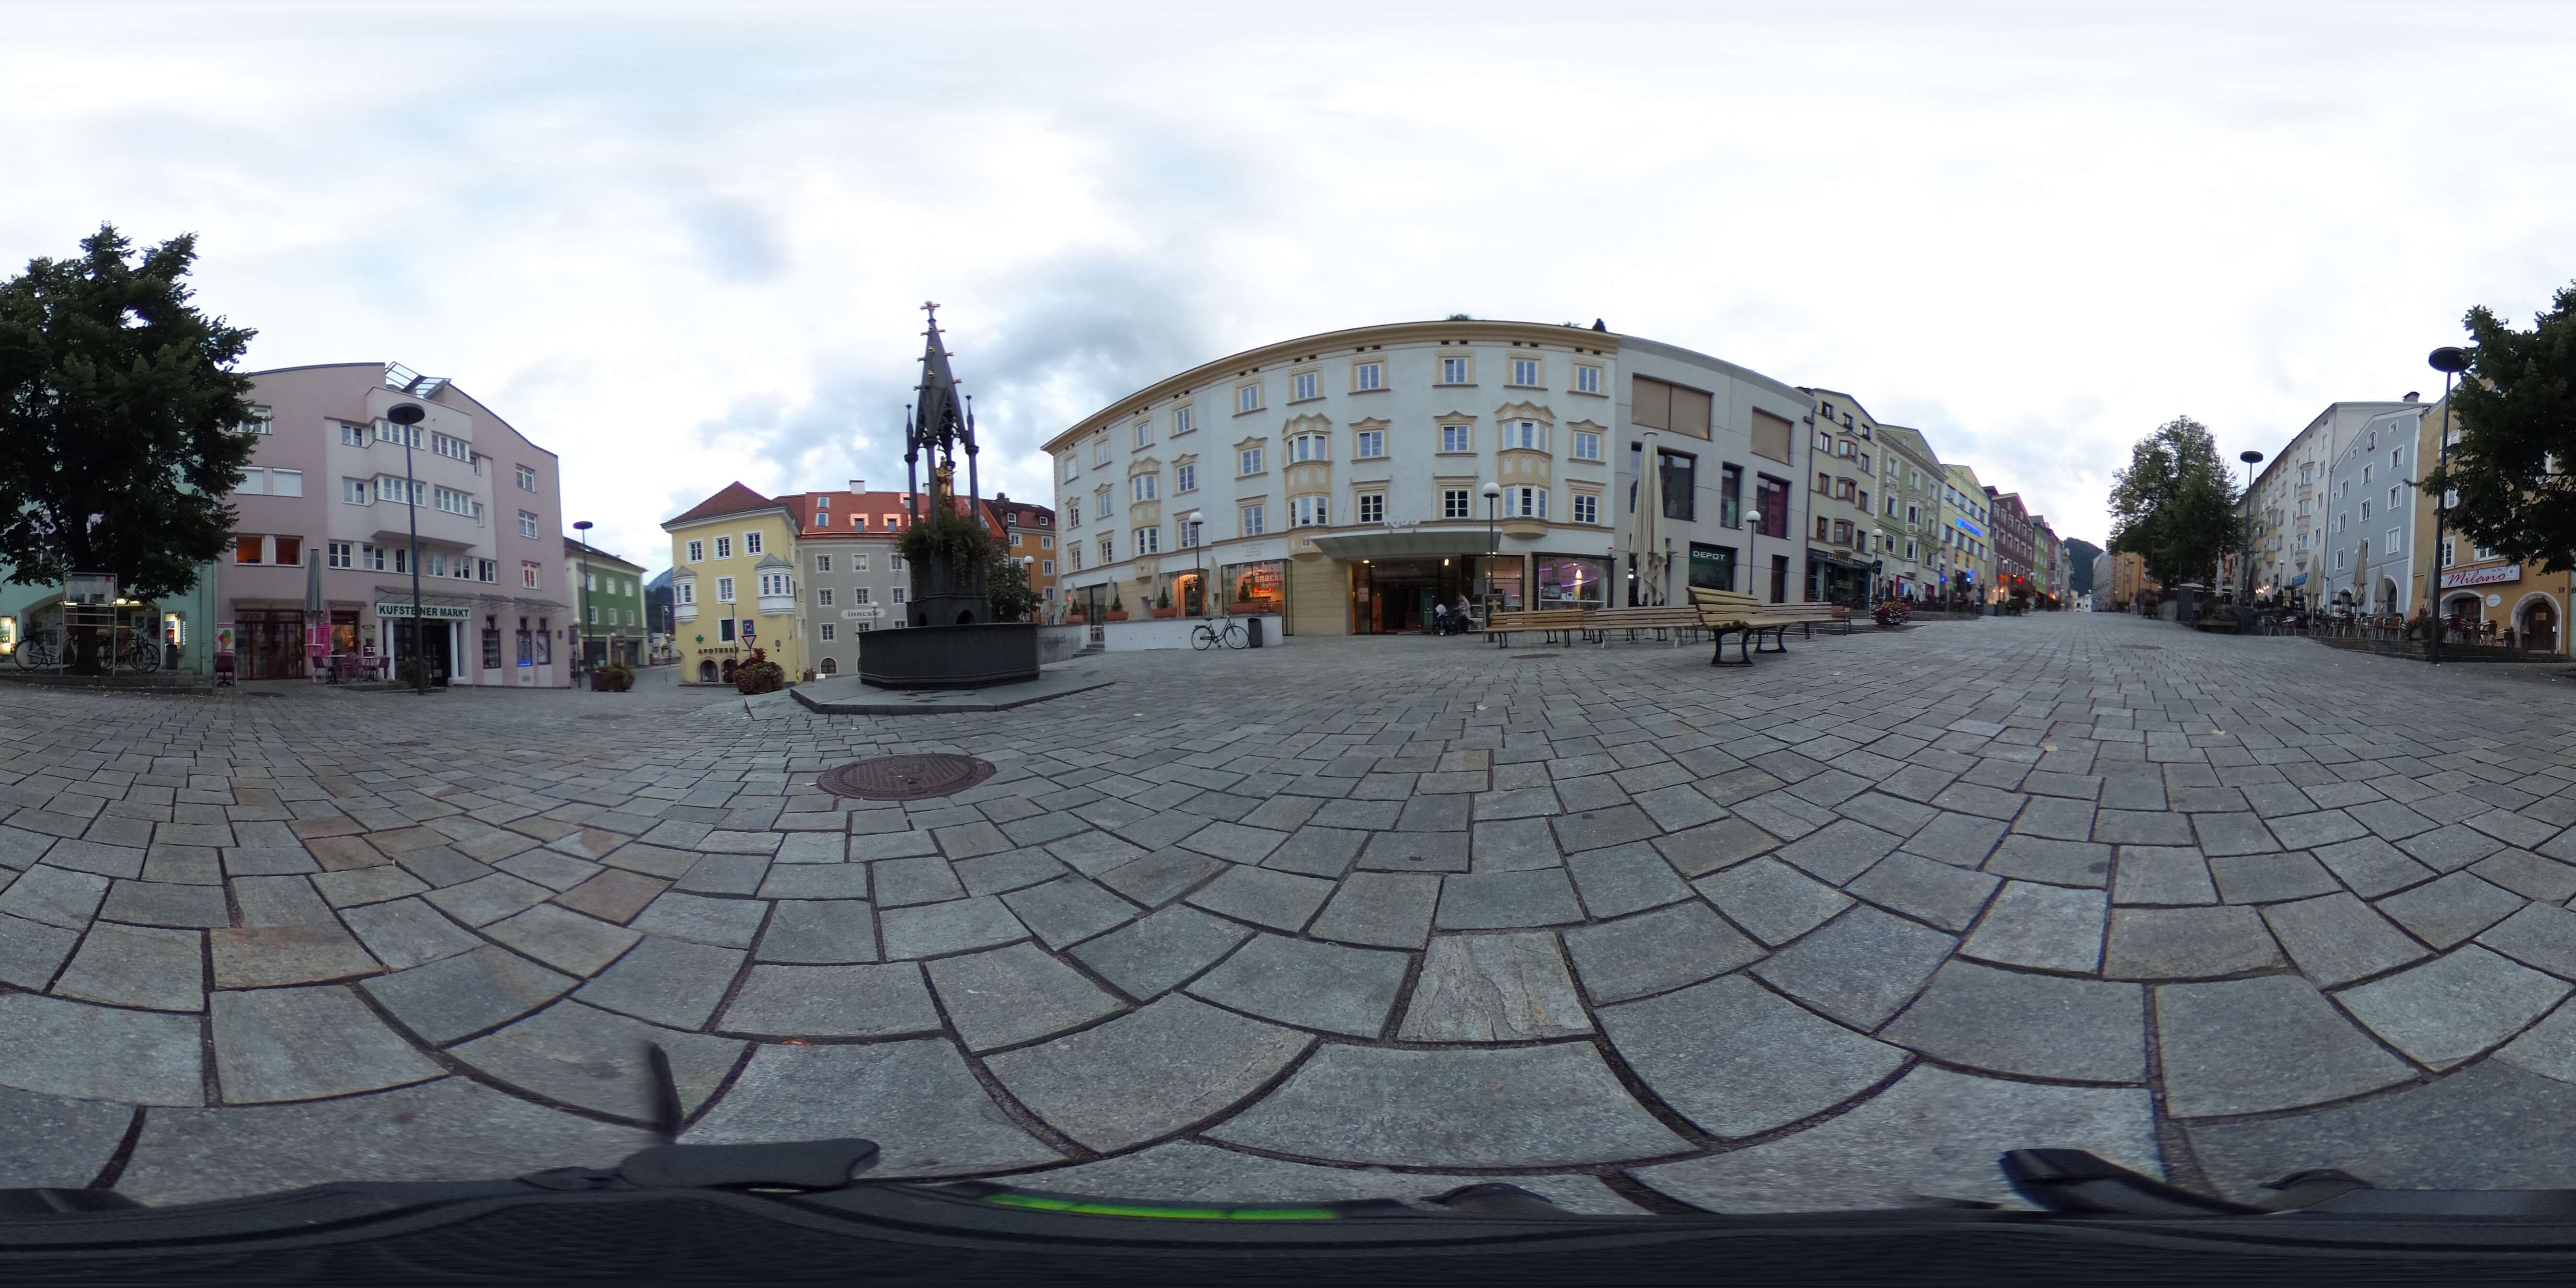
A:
[1807,549,1874,574]
[1306,529,1498,560]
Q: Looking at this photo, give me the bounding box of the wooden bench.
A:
[1485,609,1589,647]
[1756,603,1854,639]
[1687,588,1776,666]
[1581,606,1703,646]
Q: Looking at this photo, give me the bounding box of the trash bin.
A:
[1245,615,1265,648]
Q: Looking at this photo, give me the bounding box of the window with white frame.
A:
[1291,495,1328,527]
[854,586,872,604]
[820,623,835,641]
[1503,420,1546,451]
[342,477,371,505]
[1042,559,1055,574]
[431,432,470,462]
[1135,419,1153,448]
[521,562,540,589]
[1513,486,1548,518]
[1355,429,1386,459]
[852,553,869,572]
[1443,488,1470,519]
[816,588,834,607]
[1094,490,1110,519]
[687,540,703,563]
[1292,371,1318,401]
[815,553,832,573]
[478,558,496,582]
[338,421,369,447]
[1240,503,1266,536]
[1438,355,1470,384]
[2389,485,2401,508]
[716,575,735,601]
[1573,493,1598,525]
[759,572,790,597]
[1574,364,1601,394]
[1173,404,1194,435]
[713,535,732,559]
[1354,360,1382,391]
[1289,432,1327,462]
[376,419,421,448]
[518,511,539,538]
[516,464,536,491]
[1357,492,1385,523]
[1570,430,1600,461]
[1239,446,1264,475]
[1440,424,1470,452]
[1135,525,1161,554]
[1097,535,1113,564]
[1175,462,1196,492]
[1060,454,1078,483]
[237,407,272,434]
[744,531,762,554]
[1093,436,1110,466]
[1131,473,1158,502]
[327,541,353,569]
[892,587,907,603]
[1236,382,1262,413]
[1509,357,1540,387]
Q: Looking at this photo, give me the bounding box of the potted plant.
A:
[1150,587,1177,619]
[1871,600,1911,629]
[1104,591,1128,622]
[734,646,787,695]
[590,661,634,692]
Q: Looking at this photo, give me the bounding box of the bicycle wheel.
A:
[13,641,46,670]
[1223,622,1246,649]
[127,643,162,673]
[1192,624,1217,650]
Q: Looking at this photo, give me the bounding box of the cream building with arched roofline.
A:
[1042,319,1818,635]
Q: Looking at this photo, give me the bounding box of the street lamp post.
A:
[573,520,594,680]
[1480,481,1502,620]
[1184,510,1205,617]
[2426,345,2471,666]
[1745,509,1763,603]
[386,402,429,695]
[2237,450,2265,619]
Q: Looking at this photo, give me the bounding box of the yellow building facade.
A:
[2413,396,2570,653]
[664,482,810,684]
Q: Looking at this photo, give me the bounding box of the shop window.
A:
[483,621,502,668]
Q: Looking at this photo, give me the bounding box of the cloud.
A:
[678,195,789,285]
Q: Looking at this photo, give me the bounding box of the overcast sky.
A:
[7,1,2572,572]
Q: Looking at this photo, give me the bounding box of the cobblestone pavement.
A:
[8,614,2576,1213]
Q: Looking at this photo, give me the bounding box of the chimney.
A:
[2402,391,2420,402]
[848,479,866,493]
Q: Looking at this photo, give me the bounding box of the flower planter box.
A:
[1150,607,1178,619]
[1228,602,1276,615]
[1104,611,1130,622]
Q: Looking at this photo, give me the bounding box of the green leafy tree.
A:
[984,552,1035,622]
[2421,283,2576,571]
[0,225,256,669]
[2107,416,2240,590]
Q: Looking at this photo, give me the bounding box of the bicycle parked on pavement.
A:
[10,632,161,671]
[1191,619,1246,650]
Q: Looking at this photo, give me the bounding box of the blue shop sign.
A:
[1952,517,1985,537]
[2289,572,2308,586]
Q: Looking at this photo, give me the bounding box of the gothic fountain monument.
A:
[854,305,1042,690]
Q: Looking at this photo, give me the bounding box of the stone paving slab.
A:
[15,614,2576,1209]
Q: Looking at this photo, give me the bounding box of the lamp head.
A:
[385,402,426,426]
[1481,481,1501,497]
[2238,450,2264,465]
[573,520,593,532]
[2429,346,2471,374]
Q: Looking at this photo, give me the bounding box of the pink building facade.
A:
[218,362,571,687]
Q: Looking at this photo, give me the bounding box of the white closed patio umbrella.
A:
[1628,432,1667,606]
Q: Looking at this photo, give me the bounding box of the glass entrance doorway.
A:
[1351,557,1473,634]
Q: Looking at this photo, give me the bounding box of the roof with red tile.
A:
[662,482,785,528]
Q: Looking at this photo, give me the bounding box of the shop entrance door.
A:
[238,610,306,679]
[1354,558,1467,634]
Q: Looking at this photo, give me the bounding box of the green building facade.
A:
[564,538,647,668]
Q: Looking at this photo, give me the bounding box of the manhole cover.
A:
[818,754,996,801]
